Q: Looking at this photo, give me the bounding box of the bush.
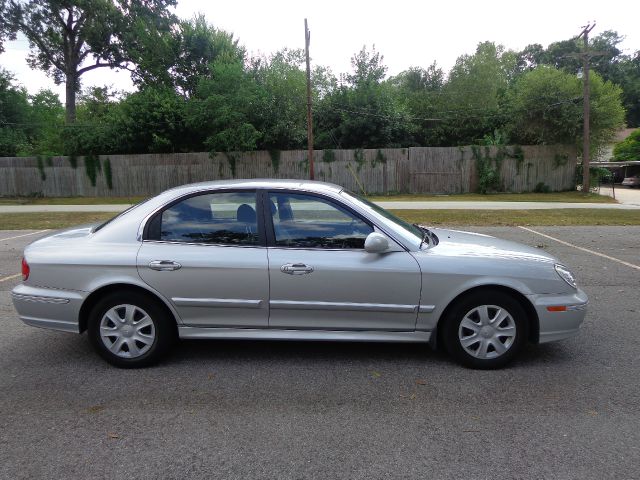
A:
[613,130,640,162]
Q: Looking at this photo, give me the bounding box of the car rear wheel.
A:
[88,291,175,368]
[443,290,528,369]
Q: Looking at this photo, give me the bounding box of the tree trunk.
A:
[65,74,77,124]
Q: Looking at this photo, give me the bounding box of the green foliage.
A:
[353,148,365,171]
[345,45,387,85]
[5,0,178,122]
[268,149,281,172]
[1,22,636,157]
[249,49,308,150]
[371,149,387,168]
[613,130,640,161]
[436,42,514,145]
[554,153,569,168]
[225,153,237,177]
[506,67,624,155]
[482,129,508,146]
[315,46,413,150]
[36,156,46,181]
[576,165,612,190]
[322,149,336,163]
[533,182,551,193]
[0,69,30,156]
[188,62,262,152]
[167,14,245,97]
[119,87,189,153]
[472,145,503,193]
[84,154,100,187]
[103,157,113,190]
[516,31,639,127]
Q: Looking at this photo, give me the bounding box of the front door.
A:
[266,191,422,331]
[137,190,269,328]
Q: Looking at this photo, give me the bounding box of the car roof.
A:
[164,178,345,195]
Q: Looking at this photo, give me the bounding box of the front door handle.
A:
[148,260,182,271]
[280,263,314,275]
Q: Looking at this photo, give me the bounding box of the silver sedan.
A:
[12,180,587,369]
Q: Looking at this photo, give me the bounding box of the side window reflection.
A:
[269,193,373,249]
[159,192,259,245]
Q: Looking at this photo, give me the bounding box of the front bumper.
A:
[11,283,85,333]
[528,288,588,343]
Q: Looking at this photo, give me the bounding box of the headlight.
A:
[555,264,577,288]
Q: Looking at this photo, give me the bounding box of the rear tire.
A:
[442,290,528,369]
[88,291,175,368]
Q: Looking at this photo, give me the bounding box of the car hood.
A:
[425,228,557,264]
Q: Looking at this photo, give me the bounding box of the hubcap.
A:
[458,304,516,359]
[99,304,155,359]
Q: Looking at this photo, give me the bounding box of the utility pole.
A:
[580,23,596,194]
[566,23,606,193]
[304,18,314,180]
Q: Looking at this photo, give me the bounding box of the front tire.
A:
[442,290,529,369]
[88,291,175,368]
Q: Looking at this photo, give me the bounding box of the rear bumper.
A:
[528,288,588,343]
[11,283,85,333]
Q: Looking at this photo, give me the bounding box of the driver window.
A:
[269,192,373,249]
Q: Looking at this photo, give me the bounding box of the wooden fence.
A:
[0,145,577,197]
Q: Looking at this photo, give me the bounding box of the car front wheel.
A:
[443,291,528,369]
[88,291,175,368]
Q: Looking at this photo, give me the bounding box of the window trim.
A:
[142,188,266,247]
[263,189,375,250]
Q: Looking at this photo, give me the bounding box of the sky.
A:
[1,0,638,100]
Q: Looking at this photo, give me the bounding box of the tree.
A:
[388,63,444,145]
[186,61,263,152]
[518,30,639,127]
[435,42,515,145]
[315,45,412,149]
[613,129,640,161]
[344,45,387,87]
[505,66,625,154]
[26,88,64,154]
[249,49,308,150]
[5,0,177,123]
[0,68,30,155]
[169,14,244,97]
[0,0,14,53]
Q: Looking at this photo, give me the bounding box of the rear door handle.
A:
[280,263,314,275]
[148,260,182,271]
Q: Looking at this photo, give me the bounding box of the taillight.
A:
[21,257,30,281]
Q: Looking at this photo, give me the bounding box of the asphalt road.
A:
[1,227,639,479]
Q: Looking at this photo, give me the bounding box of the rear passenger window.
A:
[155,192,259,245]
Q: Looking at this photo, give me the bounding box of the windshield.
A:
[340,190,423,242]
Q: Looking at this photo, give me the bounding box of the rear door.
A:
[137,190,269,328]
[265,191,422,331]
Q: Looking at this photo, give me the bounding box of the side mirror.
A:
[364,232,389,253]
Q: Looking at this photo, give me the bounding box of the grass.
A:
[369,191,617,203]
[0,191,616,205]
[390,209,640,226]
[0,212,115,230]
[2,209,640,230]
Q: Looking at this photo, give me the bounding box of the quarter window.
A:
[154,192,259,245]
[269,192,373,249]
